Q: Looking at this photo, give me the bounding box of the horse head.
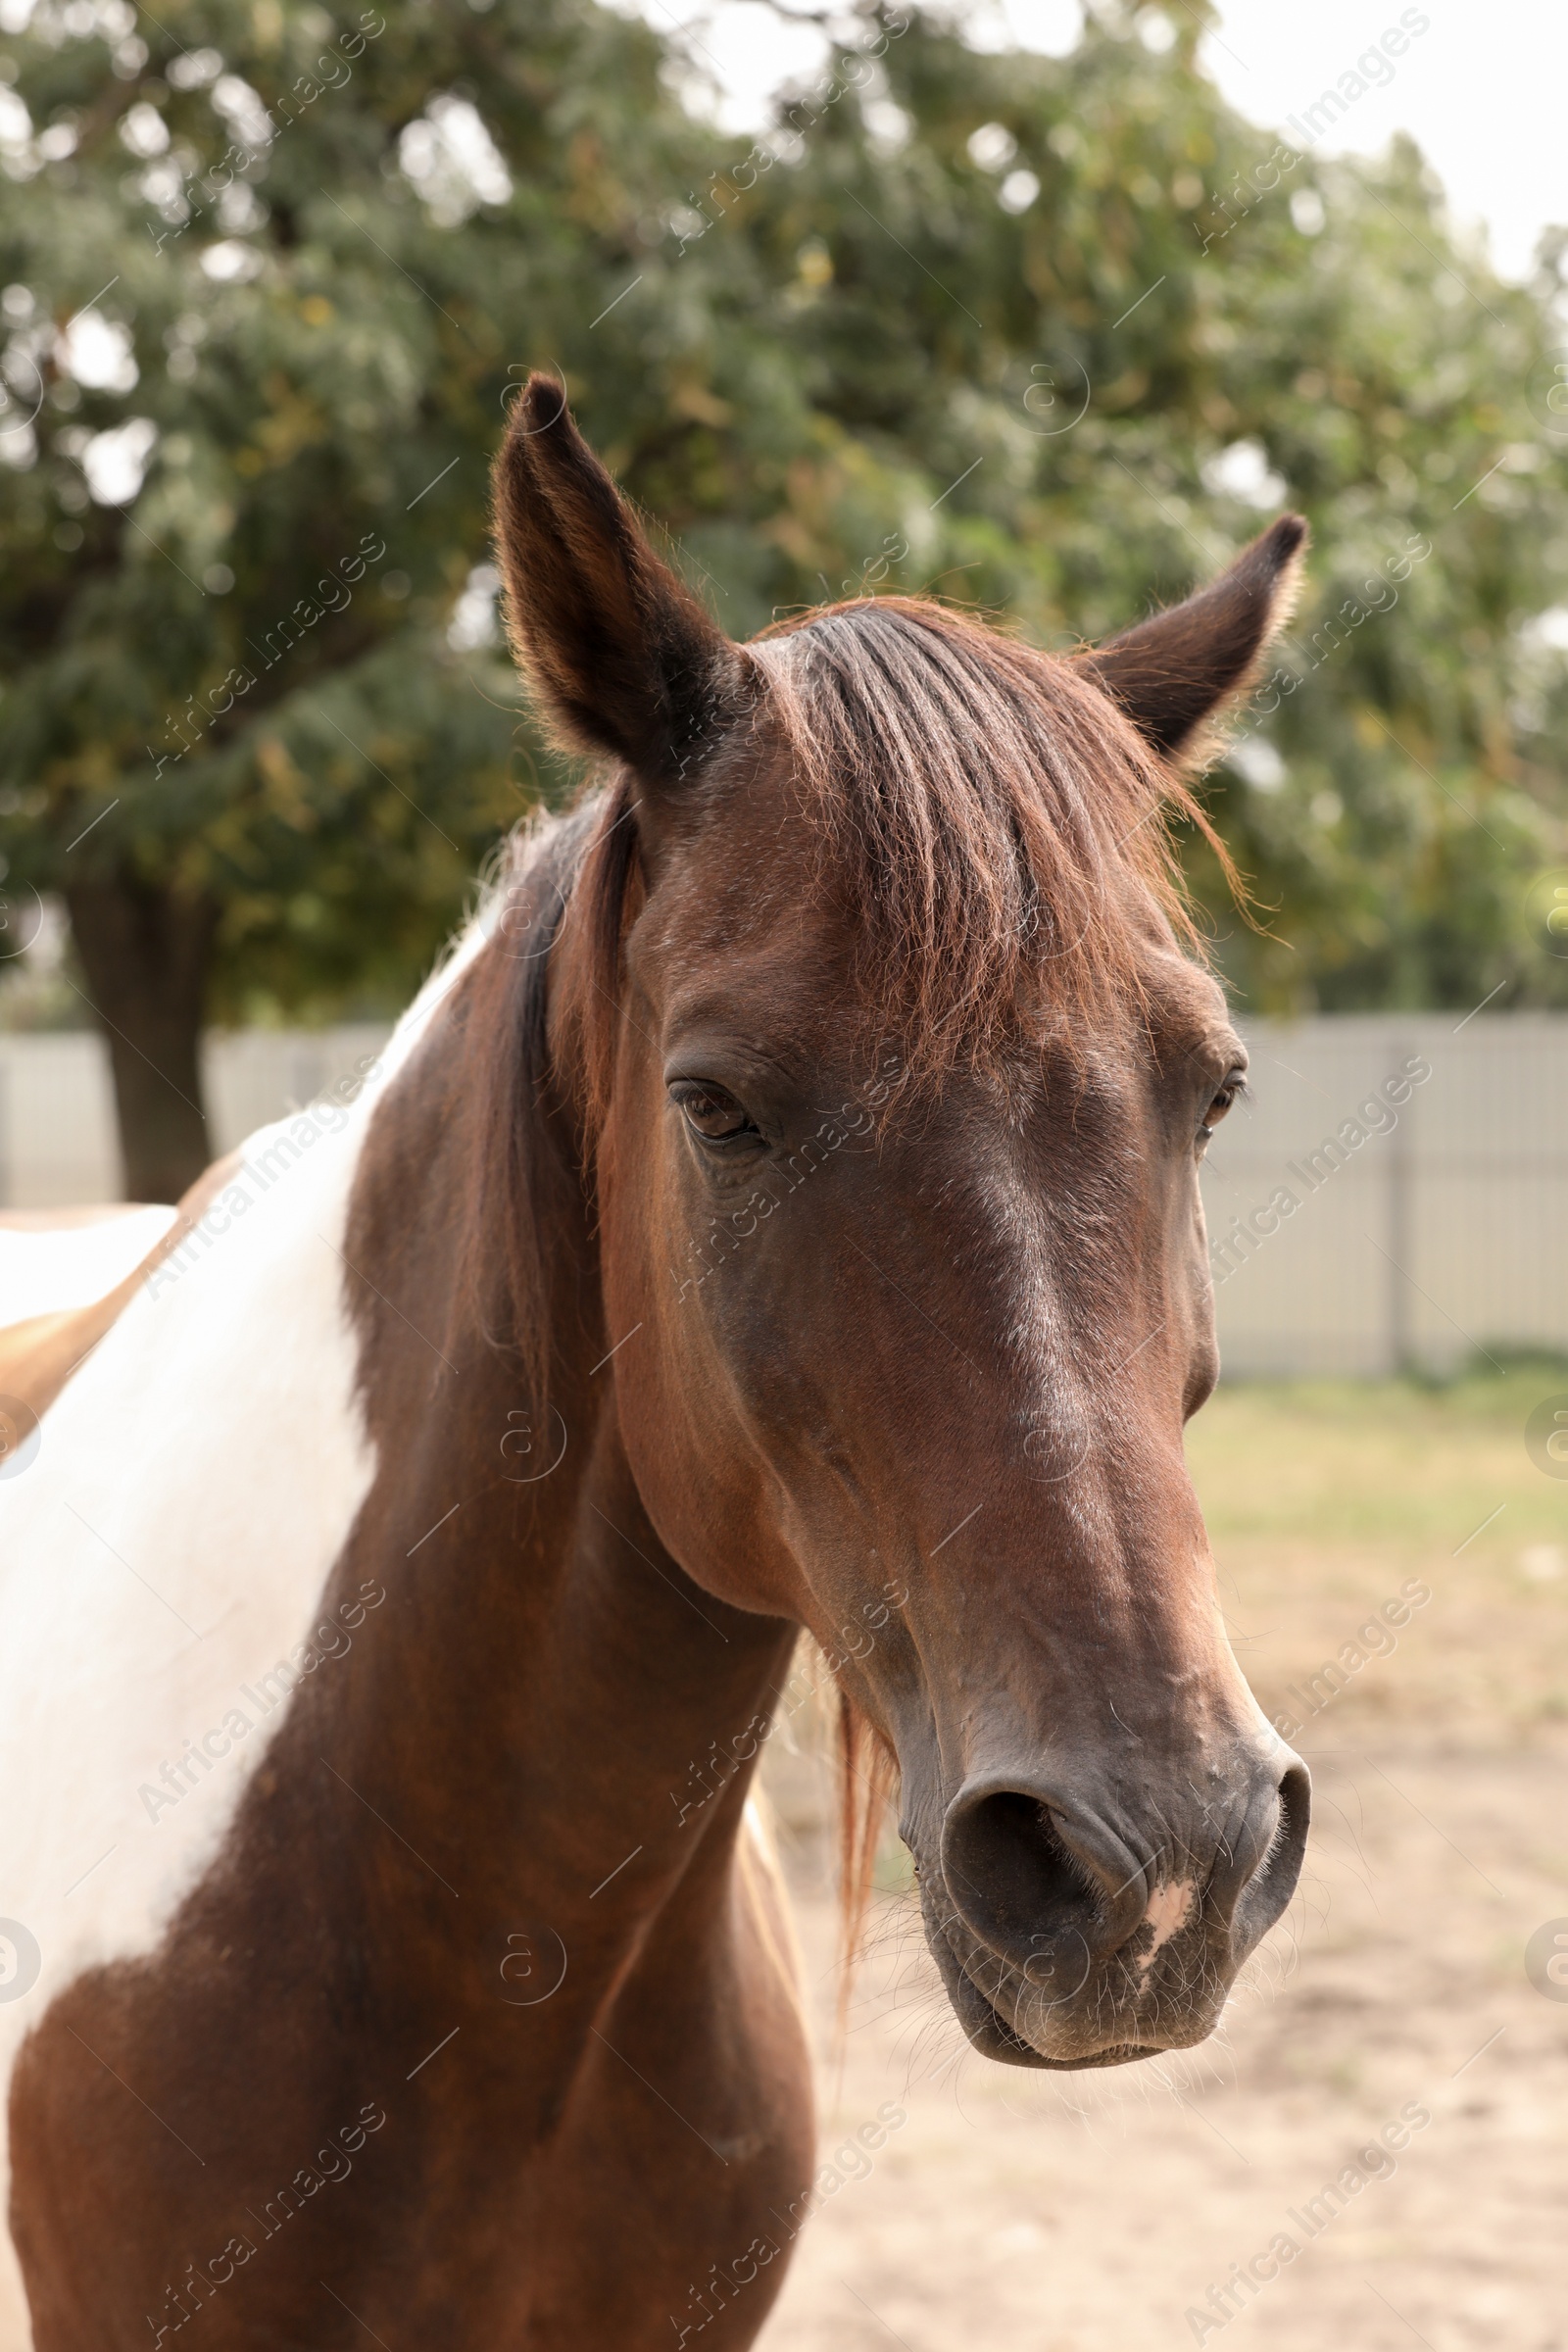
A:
[489,375,1309,2071]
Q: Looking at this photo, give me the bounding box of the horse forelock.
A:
[751,599,1223,1069]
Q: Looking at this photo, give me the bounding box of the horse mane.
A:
[458,593,1237,1975]
[454,807,603,1409]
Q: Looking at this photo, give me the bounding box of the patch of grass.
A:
[1186,1377,1568,1738]
[1187,1372,1568,1555]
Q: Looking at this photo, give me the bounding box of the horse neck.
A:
[317,914,793,1977]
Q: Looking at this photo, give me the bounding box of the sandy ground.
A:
[754,1382,1568,2352]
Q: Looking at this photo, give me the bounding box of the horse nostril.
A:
[941,1788,1113,1973]
[1232,1758,1311,1957]
[942,1755,1312,1987]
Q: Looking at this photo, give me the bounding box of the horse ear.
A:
[1081,514,1308,763]
[491,374,748,777]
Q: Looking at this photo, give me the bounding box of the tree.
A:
[1,0,1566,1196]
[0,0,718,1194]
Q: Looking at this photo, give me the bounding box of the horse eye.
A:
[674,1084,755,1143]
[1200,1072,1247,1141]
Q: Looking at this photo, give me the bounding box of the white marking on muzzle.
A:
[1136,1878,1197,1974]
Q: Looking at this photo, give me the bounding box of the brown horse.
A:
[0,380,1307,2347]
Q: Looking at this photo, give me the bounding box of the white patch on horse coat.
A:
[0,915,492,2348]
[0,1206,177,1322]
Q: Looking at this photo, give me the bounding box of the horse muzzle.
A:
[911,1750,1311,2069]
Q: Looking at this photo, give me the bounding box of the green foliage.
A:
[1,0,1566,1024]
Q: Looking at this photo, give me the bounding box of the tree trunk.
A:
[64,876,218,1204]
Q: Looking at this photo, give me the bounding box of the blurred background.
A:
[0,0,1564,2344]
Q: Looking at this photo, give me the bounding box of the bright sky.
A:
[622,0,1567,289]
[1193,0,1566,285]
